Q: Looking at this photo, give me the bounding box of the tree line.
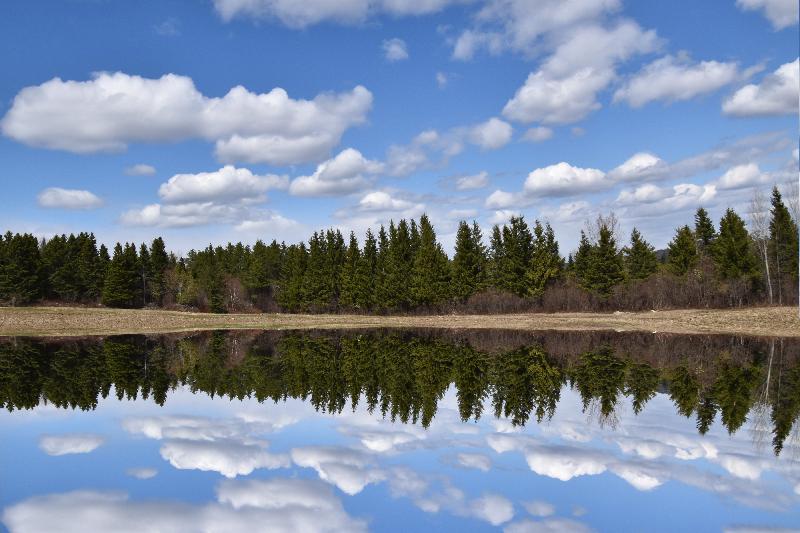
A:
[2,330,797,454]
[0,187,797,312]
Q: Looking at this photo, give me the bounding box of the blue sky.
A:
[3,383,799,532]
[0,0,797,254]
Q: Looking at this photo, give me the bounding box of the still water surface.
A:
[1,329,799,532]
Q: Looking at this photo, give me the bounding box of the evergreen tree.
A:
[102,243,140,308]
[138,243,151,306]
[694,207,716,249]
[583,223,624,296]
[354,229,377,310]
[374,226,391,310]
[713,208,758,280]
[410,214,451,307]
[491,216,533,297]
[572,231,592,284]
[623,228,658,280]
[149,237,169,306]
[451,221,487,301]
[339,232,360,309]
[385,220,413,309]
[303,231,331,309]
[278,243,306,311]
[526,221,562,298]
[0,232,41,305]
[768,187,799,303]
[667,226,698,276]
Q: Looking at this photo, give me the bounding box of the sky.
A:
[3,382,799,532]
[0,0,798,255]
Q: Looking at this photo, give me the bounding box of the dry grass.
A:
[0,306,798,337]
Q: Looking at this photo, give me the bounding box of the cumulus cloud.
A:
[614,54,739,107]
[1,72,372,165]
[436,71,449,88]
[2,479,366,533]
[722,58,799,117]
[522,127,553,143]
[383,38,409,61]
[502,22,659,125]
[470,494,514,526]
[608,152,667,182]
[160,439,289,478]
[124,163,156,176]
[289,148,383,197]
[37,188,103,210]
[291,446,385,495]
[715,163,766,190]
[456,452,492,471]
[455,171,490,190]
[736,0,799,29]
[486,189,523,209]
[523,501,555,518]
[38,434,105,456]
[357,191,417,212]
[467,117,513,150]
[159,166,287,204]
[524,162,607,197]
[452,0,622,60]
[213,0,464,28]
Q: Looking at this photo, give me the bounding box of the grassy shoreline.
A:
[0,305,798,338]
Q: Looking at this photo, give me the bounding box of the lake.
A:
[1,329,799,532]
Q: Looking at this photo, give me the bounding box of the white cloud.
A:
[37,188,103,210]
[1,72,372,165]
[452,0,622,60]
[38,434,105,456]
[126,467,158,480]
[357,191,417,212]
[524,447,608,481]
[383,38,409,61]
[486,189,522,209]
[290,446,385,495]
[467,117,513,150]
[616,183,670,205]
[523,501,555,518]
[608,152,667,182]
[722,58,799,117]
[124,163,156,176]
[522,127,553,142]
[455,171,490,190]
[456,452,492,471]
[736,0,799,29]
[234,213,300,233]
[620,182,717,217]
[614,54,739,107]
[213,0,465,28]
[524,162,607,197]
[159,165,287,204]
[502,22,659,125]
[610,464,663,491]
[504,517,593,533]
[715,163,766,190]
[436,71,449,89]
[470,494,514,526]
[160,439,289,478]
[2,480,367,533]
[289,148,383,197]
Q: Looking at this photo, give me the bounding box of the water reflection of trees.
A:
[1,330,798,455]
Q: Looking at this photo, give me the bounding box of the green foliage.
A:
[0,232,41,305]
[667,226,698,275]
[410,214,451,307]
[526,221,562,298]
[451,221,488,301]
[102,243,141,308]
[489,216,533,297]
[623,228,659,280]
[769,187,799,288]
[583,223,624,296]
[694,207,716,249]
[713,208,758,280]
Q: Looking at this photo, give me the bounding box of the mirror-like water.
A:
[1,329,799,532]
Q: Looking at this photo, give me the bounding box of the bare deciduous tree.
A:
[749,188,773,304]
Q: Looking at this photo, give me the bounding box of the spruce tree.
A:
[149,237,169,306]
[102,243,140,308]
[339,232,360,309]
[451,221,487,301]
[0,232,41,305]
[694,207,716,249]
[768,187,799,303]
[354,229,377,310]
[303,231,331,309]
[491,216,533,297]
[713,208,759,280]
[667,226,698,276]
[572,231,592,285]
[584,223,624,296]
[526,221,562,298]
[278,243,306,311]
[138,243,151,306]
[410,214,451,307]
[623,228,658,280]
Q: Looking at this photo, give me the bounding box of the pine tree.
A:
[451,221,487,301]
[102,243,140,308]
[278,243,306,311]
[491,216,533,297]
[623,228,658,280]
[667,226,698,276]
[354,229,377,310]
[411,214,451,307]
[0,232,41,305]
[584,223,624,296]
[138,243,151,306]
[149,237,169,306]
[713,208,758,280]
[339,232,360,309]
[572,231,592,285]
[526,221,562,298]
[768,187,799,303]
[694,207,716,250]
[374,226,390,311]
[303,231,331,309]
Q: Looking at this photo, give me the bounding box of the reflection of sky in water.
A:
[2,381,799,532]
